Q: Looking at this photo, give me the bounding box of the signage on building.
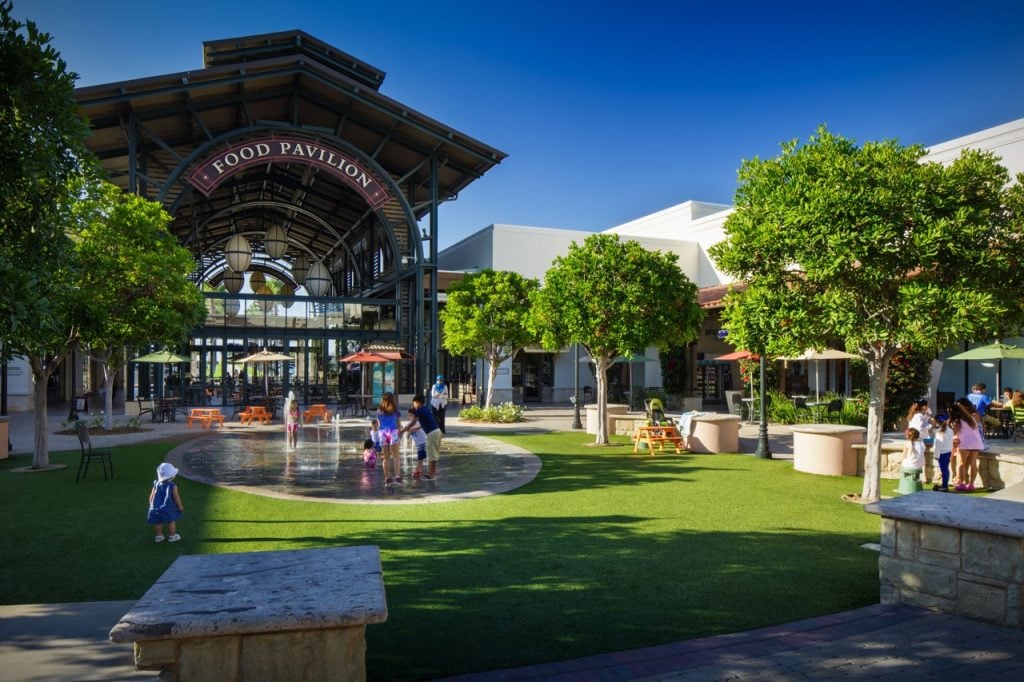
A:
[189,137,391,208]
[717,329,729,339]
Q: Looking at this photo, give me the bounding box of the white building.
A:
[438,116,1024,408]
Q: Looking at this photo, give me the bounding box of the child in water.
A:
[148,463,184,542]
[361,438,377,468]
[407,407,428,478]
[369,419,382,460]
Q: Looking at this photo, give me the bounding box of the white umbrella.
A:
[239,348,293,397]
[784,348,859,403]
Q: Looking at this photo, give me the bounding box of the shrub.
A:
[458,402,524,423]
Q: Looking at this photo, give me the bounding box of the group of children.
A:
[146,387,446,542]
[361,392,443,485]
[901,386,1018,492]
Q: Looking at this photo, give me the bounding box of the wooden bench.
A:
[186,408,225,429]
[303,403,332,423]
[239,406,272,425]
[633,424,686,454]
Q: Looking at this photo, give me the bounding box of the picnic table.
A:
[303,403,332,423]
[186,408,224,429]
[238,405,273,425]
[633,424,686,454]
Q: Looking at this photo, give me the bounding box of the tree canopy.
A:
[709,126,1024,501]
[440,269,539,408]
[0,1,92,353]
[74,181,207,429]
[533,233,703,443]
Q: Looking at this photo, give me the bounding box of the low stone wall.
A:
[854,443,1024,489]
[612,416,647,436]
[866,493,1024,628]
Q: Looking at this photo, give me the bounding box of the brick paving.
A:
[441,604,1024,681]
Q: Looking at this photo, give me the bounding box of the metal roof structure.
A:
[74,30,506,394]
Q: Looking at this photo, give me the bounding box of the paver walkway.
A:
[442,604,1024,680]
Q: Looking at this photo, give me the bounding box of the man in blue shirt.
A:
[401,395,442,480]
[967,383,1000,431]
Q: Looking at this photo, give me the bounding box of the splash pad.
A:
[166,419,540,504]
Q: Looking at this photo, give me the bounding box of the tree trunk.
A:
[860,349,893,503]
[485,357,498,409]
[593,357,612,444]
[28,356,51,470]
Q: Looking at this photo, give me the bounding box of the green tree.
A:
[74,182,207,430]
[709,127,1024,502]
[440,270,539,408]
[533,234,703,444]
[0,1,91,346]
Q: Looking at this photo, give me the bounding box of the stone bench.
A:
[686,413,741,454]
[866,489,1024,628]
[109,545,387,681]
[791,424,866,476]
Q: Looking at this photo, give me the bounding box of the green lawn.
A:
[0,433,881,680]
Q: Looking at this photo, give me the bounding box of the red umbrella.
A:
[717,350,759,361]
[339,350,392,363]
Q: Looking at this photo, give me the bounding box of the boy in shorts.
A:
[401,395,442,479]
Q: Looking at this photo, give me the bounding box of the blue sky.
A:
[17,0,1024,249]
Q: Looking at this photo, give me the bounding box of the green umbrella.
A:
[133,350,190,363]
[946,342,1024,397]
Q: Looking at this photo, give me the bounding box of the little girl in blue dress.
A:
[148,462,184,542]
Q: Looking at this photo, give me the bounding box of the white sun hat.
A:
[157,463,179,481]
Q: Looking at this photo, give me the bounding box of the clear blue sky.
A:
[17,0,1024,249]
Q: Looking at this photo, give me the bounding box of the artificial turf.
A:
[0,432,881,679]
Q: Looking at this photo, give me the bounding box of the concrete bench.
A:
[791,424,866,476]
[686,413,741,454]
[865,487,1024,628]
[109,546,388,681]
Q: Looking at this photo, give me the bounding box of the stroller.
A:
[644,398,673,426]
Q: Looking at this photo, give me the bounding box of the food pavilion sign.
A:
[189,136,391,208]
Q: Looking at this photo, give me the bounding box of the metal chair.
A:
[729,393,744,418]
[75,421,113,482]
[826,399,843,423]
[1013,407,1024,441]
[793,396,811,422]
[136,397,154,422]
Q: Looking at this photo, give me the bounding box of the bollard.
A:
[897,466,923,495]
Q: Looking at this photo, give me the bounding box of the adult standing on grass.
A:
[430,374,449,434]
[402,395,442,480]
[377,392,403,485]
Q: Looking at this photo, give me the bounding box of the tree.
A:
[533,234,703,444]
[74,182,207,430]
[440,269,539,408]
[709,127,1024,502]
[0,2,96,468]
[0,2,91,346]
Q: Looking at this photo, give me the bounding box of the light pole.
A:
[754,353,772,459]
[571,343,583,429]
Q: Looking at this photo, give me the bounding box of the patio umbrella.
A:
[717,349,759,361]
[946,342,1024,397]
[239,348,293,397]
[133,350,190,364]
[133,350,190,399]
[340,350,399,398]
[783,348,859,402]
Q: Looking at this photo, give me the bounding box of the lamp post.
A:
[572,343,583,429]
[754,353,772,459]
